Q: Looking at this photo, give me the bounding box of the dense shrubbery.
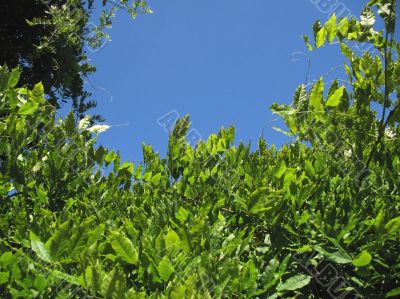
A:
[0,1,399,298]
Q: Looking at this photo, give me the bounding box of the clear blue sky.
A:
[85,0,371,163]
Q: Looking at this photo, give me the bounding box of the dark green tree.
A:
[0,0,151,120]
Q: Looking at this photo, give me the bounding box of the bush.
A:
[0,1,399,298]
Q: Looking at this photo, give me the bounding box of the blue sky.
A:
[85,0,370,163]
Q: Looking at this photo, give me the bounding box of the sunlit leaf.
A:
[316,27,326,48]
[164,229,181,253]
[30,231,52,263]
[157,257,174,282]
[302,35,313,51]
[386,287,400,298]
[309,78,325,122]
[31,82,44,102]
[150,172,162,185]
[325,13,337,43]
[338,17,349,36]
[277,274,312,291]
[18,101,39,115]
[0,272,9,285]
[360,6,375,27]
[274,160,287,179]
[8,68,20,88]
[314,246,352,264]
[384,216,400,235]
[352,250,372,267]
[326,86,344,107]
[110,231,138,264]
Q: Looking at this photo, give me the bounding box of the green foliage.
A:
[0,1,399,298]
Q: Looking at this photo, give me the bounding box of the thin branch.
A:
[363,0,396,174]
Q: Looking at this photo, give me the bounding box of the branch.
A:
[364,0,396,171]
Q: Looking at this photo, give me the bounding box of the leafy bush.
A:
[0,1,399,298]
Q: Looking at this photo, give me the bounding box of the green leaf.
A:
[7,88,18,108]
[51,270,83,286]
[65,112,76,135]
[325,13,337,43]
[386,287,400,298]
[30,231,52,263]
[217,138,226,153]
[105,151,118,165]
[45,220,70,260]
[32,82,44,103]
[172,115,190,139]
[8,68,20,88]
[87,224,105,248]
[312,20,322,40]
[272,126,292,136]
[338,18,349,36]
[0,65,10,92]
[69,217,95,259]
[302,35,313,51]
[110,231,138,264]
[142,171,152,182]
[164,229,181,253]
[25,18,35,26]
[316,27,326,48]
[118,161,134,174]
[279,254,292,274]
[18,101,39,115]
[309,78,325,122]
[265,258,279,281]
[248,187,270,213]
[352,250,372,267]
[242,260,258,289]
[176,207,189,224]
[274,160,287,179]
[0,252,16,267]
[150,172,162,185]
[170,284,186,299]
[0,272,9,285]
[314,246,352,264]
[285,115,297,134]
[326,86,344,107]
[374,210,384,232]
[368,0,383,5]
[103,267,126,298]
[34,274,48,291]
[340,43,353,60]
[277,274,312,291]
[157,256,174,282]
[344,64,352,82]
[384,216,400,235]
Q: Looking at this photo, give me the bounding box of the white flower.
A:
[42,152,49,162]
[78,115,91,130]
[87,124,111,134]
[32,162,41,173]
[385,128,396,139]
[344,149,352,158]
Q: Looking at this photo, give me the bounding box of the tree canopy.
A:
[0,0,151,120]
[0,0,399,298]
